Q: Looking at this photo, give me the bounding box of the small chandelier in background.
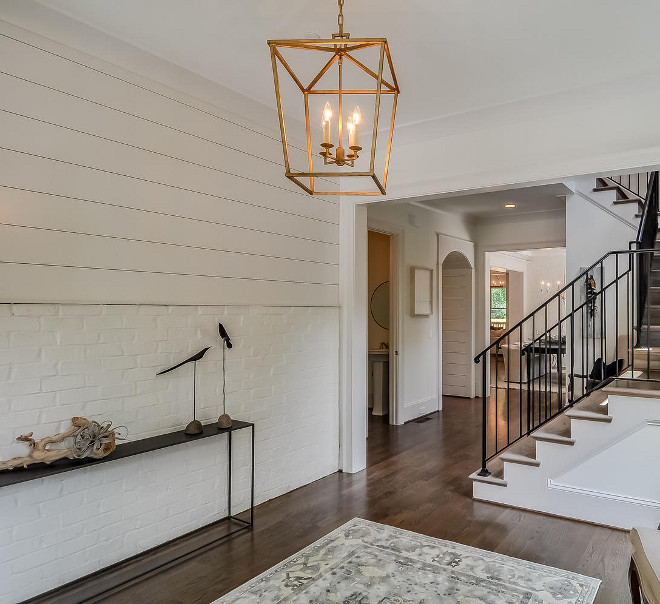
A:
[268,0,399,196]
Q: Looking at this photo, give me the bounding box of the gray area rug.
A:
[214,518,600,603]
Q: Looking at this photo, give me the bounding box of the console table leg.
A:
[250,424,255,527]
[228,430,232,517]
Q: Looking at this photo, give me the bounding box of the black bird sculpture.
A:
[157,347,211,435]
[218,323,232,349]
[217,324,233,429]
[156,347,211,375]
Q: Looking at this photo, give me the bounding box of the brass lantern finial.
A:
[268,0,399,196]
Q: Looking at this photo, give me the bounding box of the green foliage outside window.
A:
[490,286,506,328]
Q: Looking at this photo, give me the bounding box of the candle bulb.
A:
[347,117,356,149]
[350,106,361,148]
[352,106,361,126]
[322,120,331,145]
[322,102,332,145]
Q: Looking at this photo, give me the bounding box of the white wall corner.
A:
[339,200,368,473]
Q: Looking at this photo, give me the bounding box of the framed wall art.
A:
[411,266,433,316]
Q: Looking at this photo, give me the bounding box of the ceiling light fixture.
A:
[268,0,399,195]
[504,204,516,208]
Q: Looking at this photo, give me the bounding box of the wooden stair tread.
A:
[532,431,575,445]
[573,389,609,412]
[468,471,507,487]
[565,409,612,422]
[603,378,660,398]
[593,184,642,202]
[500,453,540,467]
[617,369,644,380]
[593,185,621,192]
[601,386,660,398]
[543,414,572,438]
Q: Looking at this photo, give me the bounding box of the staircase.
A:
[470,170,660,529]
[471,379,660,529]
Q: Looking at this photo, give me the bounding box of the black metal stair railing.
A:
[474,171,659,477]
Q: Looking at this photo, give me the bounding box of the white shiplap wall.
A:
[0,20,339,306]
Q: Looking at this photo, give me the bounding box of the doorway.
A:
[367,229,399,424]
[442,252,474,397]
[483,248,566,395]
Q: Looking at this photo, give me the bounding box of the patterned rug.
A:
[214,518,600,603]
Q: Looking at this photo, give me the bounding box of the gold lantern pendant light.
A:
[268,0,399,196]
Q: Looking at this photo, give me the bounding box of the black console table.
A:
[7,420,255,604]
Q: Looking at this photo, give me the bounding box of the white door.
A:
[442,259,473,397]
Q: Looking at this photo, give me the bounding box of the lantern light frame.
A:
[267,4,399,196]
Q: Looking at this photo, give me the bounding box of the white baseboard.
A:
[401,395,439,423]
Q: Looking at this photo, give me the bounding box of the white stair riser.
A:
[592,189,618,204]
[534,441,576,473]
[568,417,614,444]
[632,353,660,370]
[503,461,545,483]
[608,394,660,420]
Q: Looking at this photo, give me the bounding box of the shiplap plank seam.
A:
[0,260,337,286]
[0,184,338,251]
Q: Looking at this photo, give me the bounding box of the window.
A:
[490,286,507,329]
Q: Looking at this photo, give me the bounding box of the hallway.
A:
[97,397,631,604]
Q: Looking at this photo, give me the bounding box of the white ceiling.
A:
[417,182,569,219]
[35,0,660,132]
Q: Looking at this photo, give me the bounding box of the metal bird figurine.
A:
[157,347,211,435]
[217,324,233,429]
[218,323,232,349]
[156,347,211,375]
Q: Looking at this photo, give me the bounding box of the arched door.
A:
[442,251,473,397]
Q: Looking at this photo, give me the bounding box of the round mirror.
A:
[370,281,390,329]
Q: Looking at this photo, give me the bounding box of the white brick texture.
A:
[0,304,339,603]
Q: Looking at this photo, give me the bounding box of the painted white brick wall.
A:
[0,304,339,603]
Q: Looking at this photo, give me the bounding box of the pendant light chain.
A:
[338,0,344,36]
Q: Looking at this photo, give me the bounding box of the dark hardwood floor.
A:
[98,396,632,604]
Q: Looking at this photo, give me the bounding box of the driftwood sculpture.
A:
[0,417,120,471]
